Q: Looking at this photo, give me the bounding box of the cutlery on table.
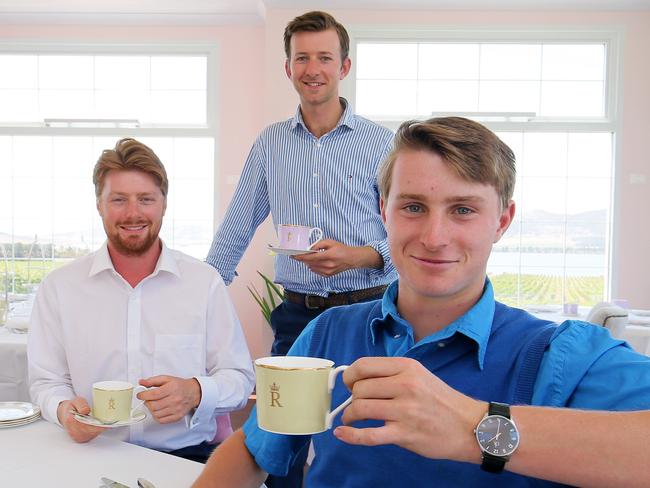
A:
[100,477,131,488]
[137,478,156,488]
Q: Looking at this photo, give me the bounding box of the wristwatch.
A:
[474,402,520,473]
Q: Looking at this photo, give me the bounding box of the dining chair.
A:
[586,302,629,339]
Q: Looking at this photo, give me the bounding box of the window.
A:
[347,28,619,307]
[0,44,217,299]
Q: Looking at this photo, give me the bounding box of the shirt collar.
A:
[88,240,181,280]
[369,279,496,370]
[290,97,357,132]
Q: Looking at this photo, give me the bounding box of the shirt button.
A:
[393,334,401,339]
[316,142,321,148]
[313,203,319,208]
[438,342,446,348]
[313,173,318,177]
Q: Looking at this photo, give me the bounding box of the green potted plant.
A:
[247,271,284,326]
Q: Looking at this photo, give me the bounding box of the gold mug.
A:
[254,356,351,435]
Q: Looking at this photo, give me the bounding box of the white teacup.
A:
[277,224,323,250]
[92,381,149,423]
[254,356,351,435]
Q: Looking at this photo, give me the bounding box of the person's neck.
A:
[396,281,485,343]
[300,97,344,138]
[107,239,162,288]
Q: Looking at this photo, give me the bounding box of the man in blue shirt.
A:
[206,11,396,359]
[194,118,650,487]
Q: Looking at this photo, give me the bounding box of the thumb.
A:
[71,396,91,415]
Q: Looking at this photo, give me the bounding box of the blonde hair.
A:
[378,117,516,209]
[93,138,168,198]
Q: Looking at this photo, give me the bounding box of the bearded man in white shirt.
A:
[27,138,255,463]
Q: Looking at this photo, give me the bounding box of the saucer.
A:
[73,410,146,428]
[267,245,318,256]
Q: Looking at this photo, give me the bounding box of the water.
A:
[488,251,605,277]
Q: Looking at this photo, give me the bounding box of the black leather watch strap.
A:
[489,401,510,418]
[481,452,507,473]
[480,402,512,474]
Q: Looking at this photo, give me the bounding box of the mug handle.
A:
[131,385,153,416]
[308,227,323,250]
[325,365,352,430]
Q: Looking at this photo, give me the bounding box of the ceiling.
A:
[1,0,649,24]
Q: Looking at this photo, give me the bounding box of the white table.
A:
[3,419,204,487]
[0,326,29,401]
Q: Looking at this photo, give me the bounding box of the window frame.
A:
[0,41,219,138]
[343,25,623,304]
[343,26,621,133]
[0,40,221,280]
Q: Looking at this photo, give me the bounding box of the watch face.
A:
[475,414,520,457]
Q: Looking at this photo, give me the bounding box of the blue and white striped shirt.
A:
[206,99,397,296]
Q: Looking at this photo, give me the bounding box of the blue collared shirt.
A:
[292,280,650,408]
[206,99,397,295]
[243,280,650,478]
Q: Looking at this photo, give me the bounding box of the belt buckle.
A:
[304,295,324,310]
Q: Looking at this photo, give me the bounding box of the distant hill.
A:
[499,209,608,252]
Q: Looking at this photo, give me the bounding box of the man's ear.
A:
[494,200,516,243]
[284,59,292,80]
[380,196,387,225]
[340,57,351,80]
[96,199,103,218]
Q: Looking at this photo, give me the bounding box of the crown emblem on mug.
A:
[269,382,282,407]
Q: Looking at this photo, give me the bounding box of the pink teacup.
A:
[278,224,323,250]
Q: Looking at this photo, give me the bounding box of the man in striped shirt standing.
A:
[206,10,397,358]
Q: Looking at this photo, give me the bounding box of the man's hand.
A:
[138,375,202,424]
[57,397,107,443]
[333,357,486,463]
[292,239,382,277]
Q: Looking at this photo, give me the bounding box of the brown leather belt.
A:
[284,285,387,310]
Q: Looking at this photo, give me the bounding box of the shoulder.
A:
[257,118,294,141]
[351,115,394,143]
[536,318,650,409]
[550,318,626,351]
[493,301,557,335]
[40,252,95,286]
[170,249,226,285]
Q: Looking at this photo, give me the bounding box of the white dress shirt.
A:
[27,242,254,451]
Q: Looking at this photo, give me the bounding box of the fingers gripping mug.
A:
[277,224,323,250]
[254,356,351,435]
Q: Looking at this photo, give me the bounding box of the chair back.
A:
[586,302,628,338]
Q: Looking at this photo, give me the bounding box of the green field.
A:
[1,259,605,308]
[490,273,604,307]
[1,259,70,294]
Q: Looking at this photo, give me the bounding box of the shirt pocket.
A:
[153,334,203,378]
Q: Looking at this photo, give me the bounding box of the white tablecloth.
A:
[3,419,204,487]
[0,326,29,402]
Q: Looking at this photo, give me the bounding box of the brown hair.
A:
[284,11,350,61]
[93,138,168,198]
[378,117,516,210]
